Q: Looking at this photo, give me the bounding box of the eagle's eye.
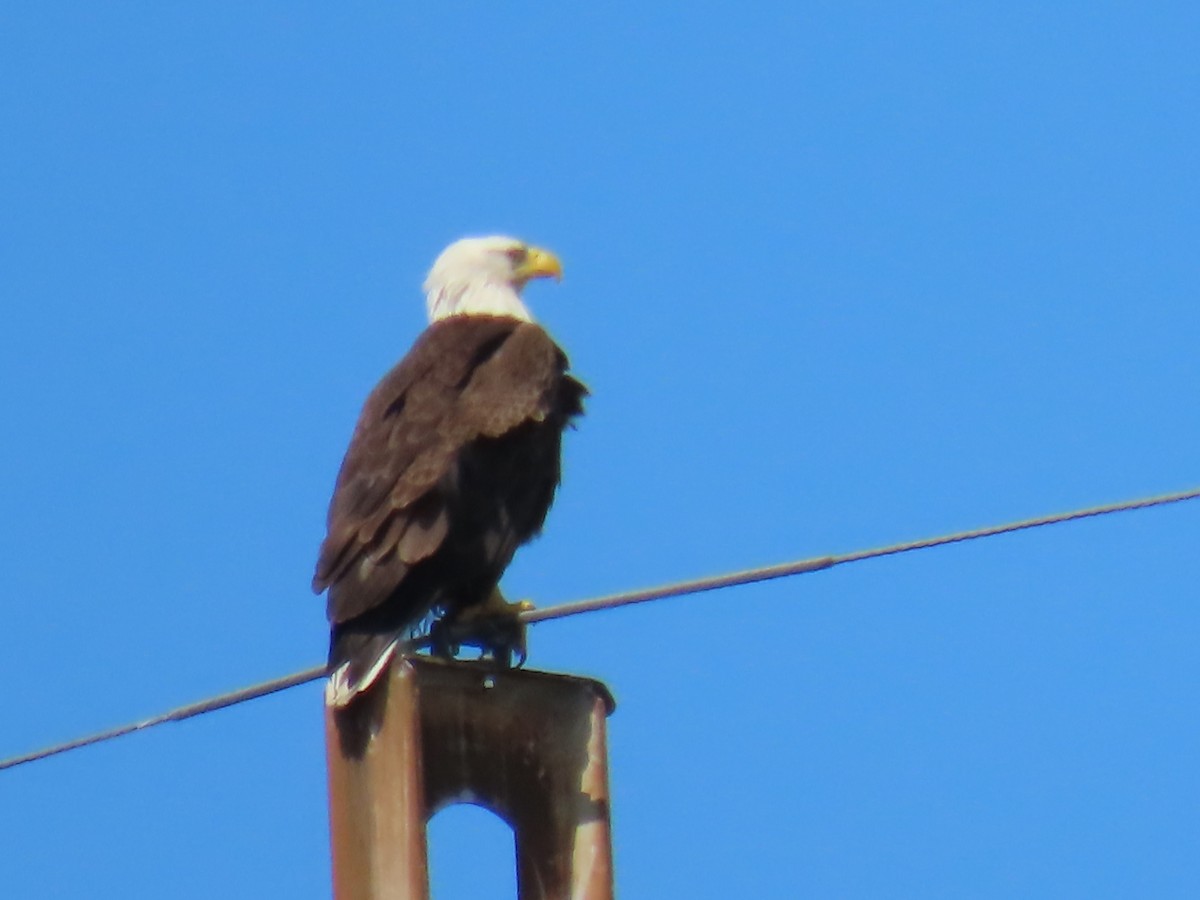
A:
[505,245,529,265]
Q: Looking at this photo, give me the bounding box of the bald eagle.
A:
[313,237,585,707]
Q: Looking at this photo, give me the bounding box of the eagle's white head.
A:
[423,236,563,323]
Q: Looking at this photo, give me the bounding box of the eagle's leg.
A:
[442,588,533,667]
[427,617,462,659]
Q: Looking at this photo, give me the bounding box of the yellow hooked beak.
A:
[514,245,564,284]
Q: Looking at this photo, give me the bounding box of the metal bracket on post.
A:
[325,656,616,900]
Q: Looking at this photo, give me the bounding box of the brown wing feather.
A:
[313,317,512,595]
[455,325,567,437]
[313,316,579,631]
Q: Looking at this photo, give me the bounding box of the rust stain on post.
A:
[325,657,616,900]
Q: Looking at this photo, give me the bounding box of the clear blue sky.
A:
[3,3,1198,897]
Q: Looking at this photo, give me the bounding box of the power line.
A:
[3,484,1197,773]
[523,485,1200,622]
[0,666,329,772]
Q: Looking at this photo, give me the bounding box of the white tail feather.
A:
[324,638,402,708]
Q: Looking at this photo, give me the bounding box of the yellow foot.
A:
[442,589,535,666]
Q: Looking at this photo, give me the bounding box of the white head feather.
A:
[423,236,563,323]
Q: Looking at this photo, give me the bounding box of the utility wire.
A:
[522,485,1200,622]
[3,485,1197,773]
[0,666,329,772]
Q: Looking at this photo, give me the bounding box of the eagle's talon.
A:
[428,619,461,659]
[435,590,533,668]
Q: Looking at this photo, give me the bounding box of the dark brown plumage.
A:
[313,314,585,703]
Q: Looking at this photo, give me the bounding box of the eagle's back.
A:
[314,315,584,692]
